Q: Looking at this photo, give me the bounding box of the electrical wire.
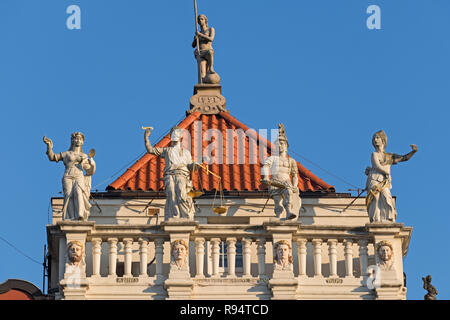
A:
[289,149,361,190]
[91,116,186,190]
[0,236,42,266]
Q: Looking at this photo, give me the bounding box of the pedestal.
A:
[162,220,198,300]
[264,221,300,299]
[366,222,412,300]
[187,84,227,115]
[57,221,95,300]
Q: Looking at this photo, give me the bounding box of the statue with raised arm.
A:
[261,124,301,220]
[144,127,199,221]
[43,132,96,221]
[422,275,438,300]
[192,14,220,84]
[365,130,417,222]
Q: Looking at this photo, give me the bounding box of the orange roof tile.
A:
[107,111,335,192]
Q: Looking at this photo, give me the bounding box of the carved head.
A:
[274,240,293,266]
[70,132,85,150]
[170,126,184,142]
[372,130,387,150]
[171,239,188,266]
[376,240,393,263]
[67,240,84,266]
[197,14,208,28]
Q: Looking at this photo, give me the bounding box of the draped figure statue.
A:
[43,132,96,221]
[144,127,200,221]
[365,130,417,222]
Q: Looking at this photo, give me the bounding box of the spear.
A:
[194,0,202,83]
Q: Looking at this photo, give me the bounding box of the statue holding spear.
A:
[192,0,220,84]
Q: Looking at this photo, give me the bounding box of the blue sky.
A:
[0,0,448,300]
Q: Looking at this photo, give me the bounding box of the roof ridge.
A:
[219,112,334,190]
[108,112,202,190]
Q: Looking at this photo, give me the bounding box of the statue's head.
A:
[67,240,84,266]
[198,14,208,27]
[170,127,184,142]
[275,123,289,153]
[274,240,293,265]
[171,239,188,263]
[70,132,85,149]
[376,240,393,263]
[372,130,387,150]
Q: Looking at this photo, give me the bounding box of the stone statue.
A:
[192,14,220,84]
[376,240,394,271]
[43,132,96,221]
[422,275,438,300]
[170,239,188,270]
[273,240,293,271]
[365,130,417,222]
[262,124,301,220]
[67,240,84,267]
[144,127,199,220]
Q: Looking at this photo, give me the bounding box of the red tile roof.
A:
[107,112,335,193]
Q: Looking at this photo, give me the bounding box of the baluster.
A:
[296,239,307,276]
[226,238,237,277]
[312,239,323,277]
[242,238,252,277]
[358,240,369,277]
[210,238,221,277]
[139,238,149,277]
[123,238,133,277]
[256,238,266,278]
[344,239,354,277]
[154,238,164,277]
[108,238,118,277]
[91,238,102,277]
[327,239,338,277]
[195,238,205,277]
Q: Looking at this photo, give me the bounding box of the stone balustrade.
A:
[50,221,410,299]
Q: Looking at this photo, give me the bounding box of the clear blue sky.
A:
[0,0,448,300]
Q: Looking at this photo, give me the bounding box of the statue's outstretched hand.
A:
[43,136,53,148]
[410,144,418,152]
[144,128,151,139]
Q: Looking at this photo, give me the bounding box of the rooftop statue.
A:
[365,130,417,222]
[422,275,438,300]
[261,124,301,220]
[144,127,199,221]
[43,132,96,221]
[192,1,220,84]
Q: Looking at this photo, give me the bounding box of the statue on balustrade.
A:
[43,132,96,221]
[376,240,394,271]
[170,239,189,270]
[422,275,438,300]
[144,127,200,221]
[192,14,220,84]
[262,124,301,220]
[273,240,293,271]
[365,130,417,222]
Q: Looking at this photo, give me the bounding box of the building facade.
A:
[45,83,412,300]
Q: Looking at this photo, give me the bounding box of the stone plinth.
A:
[264,221,300,299]
[162,220,198,299]
[365,222,410,300]
[56,221,95,300]
[187,84,227,115]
